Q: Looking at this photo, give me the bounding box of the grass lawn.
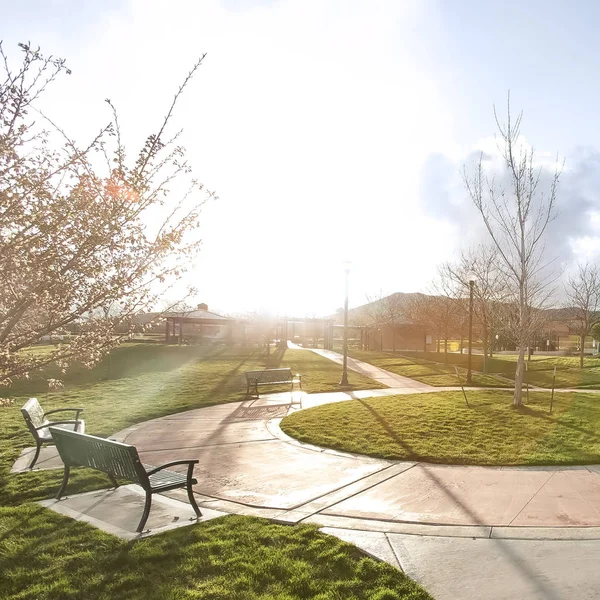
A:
[349,349,600,389]
[280,389,600,465]
[0,343,431,600]
[0,508,431,600]
[348,349,511,388]
[491,354,600,389]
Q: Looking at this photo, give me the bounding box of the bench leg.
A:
[29,441,42,470]
[56,465,70,499]
[137,490,152,533]
[187,482,202,520]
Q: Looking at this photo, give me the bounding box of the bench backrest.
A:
[21,398,45,438]
[49,427,148,486]
[245,368,293,383]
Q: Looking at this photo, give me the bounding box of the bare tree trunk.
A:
[444,337,448,365]
[483,341,488,373]
[580,334,585,369]
[514,346,525,406]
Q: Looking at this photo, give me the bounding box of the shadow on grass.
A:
[265,347,287,368]
[207,352,258,400]
[513,404,600,444]
[354,396,419,460]
[0,512,431,600]
[0,504,46,544]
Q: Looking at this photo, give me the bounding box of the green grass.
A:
[349,349,600,389]
[0,343,431,600]
[490,354,600,388]
[0,508,431,600]
[280,389,600,465]
[348,349,511,388]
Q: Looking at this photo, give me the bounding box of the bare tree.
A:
[402,293,431,352]
[363,292,388,350]
[440,244,507,372]
[365,292,405,351]
[463,96,561,405]
[565,263,600,368]
[0,42,212,386]
[429,278,463,365]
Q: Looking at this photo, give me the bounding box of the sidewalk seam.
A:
[384,532,404,571]
[286,462,403,513]
[507,471,556,526]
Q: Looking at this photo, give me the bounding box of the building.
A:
[165,304,239,344]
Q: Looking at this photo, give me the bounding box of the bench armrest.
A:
[35,419,81,430]
[145,459,199,476]
[44,408,84,419]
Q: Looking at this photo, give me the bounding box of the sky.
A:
[3,0,600,317]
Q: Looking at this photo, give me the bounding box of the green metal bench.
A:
[21,397,85,469]
[49,427,201,533]
[245,368,301,397]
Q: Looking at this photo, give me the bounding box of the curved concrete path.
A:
[111,385,600,600]
[113,389,600,537]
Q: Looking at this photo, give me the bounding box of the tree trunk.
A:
[580,334,585,369]
[482,342,488,374]
[444,337,448,365]
[513,346,526,406]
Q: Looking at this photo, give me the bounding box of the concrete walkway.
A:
[104,390,600,600]
[111,390,600,533]
[295,344,435,389]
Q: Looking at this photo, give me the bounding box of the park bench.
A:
[49,427,202,533]
[21,398,85,470]
[245,368,301,397]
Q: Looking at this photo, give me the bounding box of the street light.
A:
[340,261,351,387]
[466,274,476,385]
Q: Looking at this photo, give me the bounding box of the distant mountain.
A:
[333,292,428,326]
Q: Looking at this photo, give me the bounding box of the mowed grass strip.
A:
[350,348,600,389]
[0,508,432,600]
[348,349,511,387]
[491,354,600,389]
[280,389,600,465]
[1,343,380,506]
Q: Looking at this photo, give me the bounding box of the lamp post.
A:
[466,275,476,385]
[340,262,350,387]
